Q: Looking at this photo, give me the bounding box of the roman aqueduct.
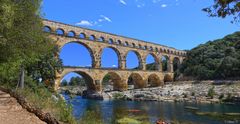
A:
[43,19,186,91]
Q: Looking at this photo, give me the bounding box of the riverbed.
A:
[62,94,240,124]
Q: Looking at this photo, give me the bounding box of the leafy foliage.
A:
[69,77,85,86]
[203,0,240,23]
[0,0,62,86]
[181,32,240,80]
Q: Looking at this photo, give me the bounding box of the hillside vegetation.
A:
[181,32,240,80]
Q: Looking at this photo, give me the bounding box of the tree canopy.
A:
[180,32,240,80]
[0,0,62,87]
[203,0,240,22]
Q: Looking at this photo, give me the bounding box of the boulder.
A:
[82,90,103,100]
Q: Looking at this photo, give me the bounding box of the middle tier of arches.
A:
[55,35,183,72]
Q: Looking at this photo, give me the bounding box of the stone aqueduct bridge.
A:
[43,19,187,91]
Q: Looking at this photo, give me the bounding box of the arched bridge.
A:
[43,19,186,91]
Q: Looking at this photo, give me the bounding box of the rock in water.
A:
[82,90,103,100]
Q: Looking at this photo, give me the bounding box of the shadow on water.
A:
[62,94,240,124]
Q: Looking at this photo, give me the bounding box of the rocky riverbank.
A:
[107,81,240,104]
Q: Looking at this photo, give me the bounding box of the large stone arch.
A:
[164,74,173,83]
[148,74,163,87]
[128,73,146,89]
[59,71,96,90]
[125,50,143,69]
[173,57,180,71]
[59,41,95,67]
[161,55,170,72]
[101,72,126,91]
[144,52,160,70]
[99,46,122,68]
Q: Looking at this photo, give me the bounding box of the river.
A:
[63,94,240,124]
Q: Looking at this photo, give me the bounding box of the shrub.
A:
[218,93,224,100]
[112,92,124,99]
[208,86,215,99]
[191,92,195,96]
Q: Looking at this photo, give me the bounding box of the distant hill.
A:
[181,32,240,80]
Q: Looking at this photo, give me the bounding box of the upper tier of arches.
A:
[42,20,187,57]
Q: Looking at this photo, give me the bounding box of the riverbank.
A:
[0,84,77,124]
[0,90,45,124]
[107,81,240,104]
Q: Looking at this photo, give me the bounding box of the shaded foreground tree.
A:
[203,0,240,23]
[0,0,62,88]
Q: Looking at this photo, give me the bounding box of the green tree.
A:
[61,79,68,86]
[203,0,240,23]
[102,74,111,85]
[181,32,240,80]
[0,0,62,88]
[69,77,84,86]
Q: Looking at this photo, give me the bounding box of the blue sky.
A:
[42,0,239,81]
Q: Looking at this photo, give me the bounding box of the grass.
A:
[2,82,77,124]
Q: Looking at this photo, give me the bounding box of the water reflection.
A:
[62,94,240,124]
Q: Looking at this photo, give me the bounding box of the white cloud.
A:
[100,15,112,22]
[75,20,93,26]
[152,0,161,3]
[137,3,145,8]
[112,65,117,67]
[161,4,167,8]
[120,0,127,5]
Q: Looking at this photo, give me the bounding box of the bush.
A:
[219,93,224,99]
[208,86,215,99]
[112,92,124,100]
[191,92,195,96]
[16,83,76,124]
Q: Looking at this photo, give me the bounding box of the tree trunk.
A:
[19,67,25,89]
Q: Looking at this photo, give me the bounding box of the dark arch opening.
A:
[43,26,51,33]
[126,51,142,70]
[148,74,162,87]
[116,40,121,45]
[128,73,145,89]
[60,42,94,67]
[98,37,105,42]
[79,33,86,39]
[162,56,169,72]
[124,41,129,46]
[108,39,114,44]
[89,35,96,41]
[67,31,75,37]
[132,43,136,48]
[173,57,180,71]
[144,46,147,50]
[102,72,124,91]
[164,74,173,83]
[101,47,120,68]
[146,53,158,71]
[56,28,65,36]
[60,71,95,91]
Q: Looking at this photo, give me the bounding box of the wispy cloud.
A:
[100,15,112,22]
[76,20,93,26]
[161,4,167,8]
[76,15,112,27]
[120,0,127,5]
[152,0,161,3]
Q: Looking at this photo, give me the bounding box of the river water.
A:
[63,94,240,124]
